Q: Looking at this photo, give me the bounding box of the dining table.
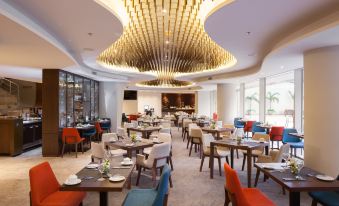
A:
[127,126,161,139]
[289,132,304,139]
[202,127,234,140]
[60,159,135,206]
[105,139,156,158]
[209,139,269,187]
[138,119,161,126]
[254,163,339,206]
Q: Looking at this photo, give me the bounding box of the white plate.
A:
[316,175,335,182]
[64,178,81,185]
[109,175,125,182]
[86,164,99,169]
[121,161,133,166]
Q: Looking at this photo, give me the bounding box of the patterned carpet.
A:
[0,127,312,206]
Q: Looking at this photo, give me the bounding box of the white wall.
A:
[137,91,162,116]
[99,82,125,132]
[196,90,217,117]
[304,46,339,177]
[217,84,237,124]
[122,100,138,114]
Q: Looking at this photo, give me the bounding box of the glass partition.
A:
[244,81,259,121]
[265,71,294,127]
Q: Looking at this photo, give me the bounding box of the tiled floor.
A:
[0,128,312,206]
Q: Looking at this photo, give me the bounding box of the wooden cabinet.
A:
[0,118,23,156]
[42,69,99,156]
[23,120,42,150]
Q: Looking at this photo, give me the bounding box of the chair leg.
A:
[169,175,173,188]
[75,143,78,158]
[218,157,222,176]
[81,142,84,154]
[224,188,230,206]
[136,166,142,186]
[189,141,193,156]
[254,168,260,187]
[200,155,205,172]
[226,156,229,164]
[277,141,280,149]
[61,143,65,157]
[236,149,239,159]
[199,144,202,159]
[282,187,286,195]
[311,200,318,206]
[169,156,174,171]
[242,154,246,171]
[152,167,157,187]
[186,136,190,149]
[194,144,197,153]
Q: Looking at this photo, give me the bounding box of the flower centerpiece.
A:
[101,159,110,176]
[210,121,216,129]
[130,133,137,143]
[288,158,304,179]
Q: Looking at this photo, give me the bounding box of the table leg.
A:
[265,145,269,155]
[230,148,234,168]
[217,132,220,140]
[210,142,214,179]
[289,191,300,206]
[127,150,132,158]
[127,128,130,137]
[100,192,108,206]
[247,149,252,187]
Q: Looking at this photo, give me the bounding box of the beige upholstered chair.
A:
[136,142,172,187]
[143,133,174,170]
[117,127,127,139]
[186,123,198,148]
[199,134,229,176]
[101,133,127,156]
[221,124,235,139]
[91,142,105,163]
[241,133,270,171]
[182,118,192,140]
[254,144,290,186]
[188,128,203,158]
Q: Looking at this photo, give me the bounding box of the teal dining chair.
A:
[122,164,171,206]
[282,128,304,156]
[308,175,339,206]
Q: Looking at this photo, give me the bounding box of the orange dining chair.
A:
[61,128,85,158]
[269,126,284,149]
[29,162,86,206]
[224,163,276,206]
[95,122,103,141]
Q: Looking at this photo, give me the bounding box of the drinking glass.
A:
[282,153,290,168]
[97,164,105,181]
[295,160,304,179]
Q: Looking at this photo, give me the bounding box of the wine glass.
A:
[97,164,105,181]
[295,160,304,180]
[282,153,290,168]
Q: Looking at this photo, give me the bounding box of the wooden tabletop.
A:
[289,133,304,139]
[105,139,155,151]
[212,139,269,150]
[201,127,234,133]
[75,125,95,130]
[255,163,339,192]
[127,126,161,132]
[60,161,135,192]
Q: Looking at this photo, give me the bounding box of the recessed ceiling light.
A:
[165,40,170,44]
[246,31,251,35]
[88,32,93,36]
[162,9,167,13]
[248,53,256,57]
[280,65,284,69]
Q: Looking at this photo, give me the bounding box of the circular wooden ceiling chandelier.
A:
[97,0,236,88]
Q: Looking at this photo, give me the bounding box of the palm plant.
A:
[245,92,259,115]
[266,91,280,114]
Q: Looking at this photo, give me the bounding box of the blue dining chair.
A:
[122,164,171,206]
[308,175,339,206]
[282,128,304,156]
[234,117,245,129]
[82,127,96,148]
[251,121,266,134]
[100,120,111,133]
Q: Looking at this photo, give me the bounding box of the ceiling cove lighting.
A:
[96,0,237,88]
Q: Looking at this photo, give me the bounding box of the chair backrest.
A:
[153,164,171,206]
[202,134,215,151]
[62,128,82,143]
[244,121,255,131]
[95,122,103,133]
[124,122,134,128]
[131,120,138,127]
[252,121,266,133]
[282,128,301,143]
[147,143,171,168]
[91,142,105,160]
[273,144,290,162]
[117,127,126,137]
[183,119,193,127]
[270,126,284,136]
[102,133,118,143]
[191,128,203,138]
[252,133,270,142]
[158,133,172,143]
[224,163,250,206]
[159,128,171,134]
[188,123,198,135]
[234,117,245,127]
[29,162,60,206]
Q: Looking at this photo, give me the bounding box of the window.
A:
[244,81,259,121]
[265,72,294,127]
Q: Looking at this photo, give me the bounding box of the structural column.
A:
[304,45,339,176]
[99,82,126,132]
[217,84,237,124]
[259,78,266,122]
[294,68,303,132]
[239,83,245,117]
